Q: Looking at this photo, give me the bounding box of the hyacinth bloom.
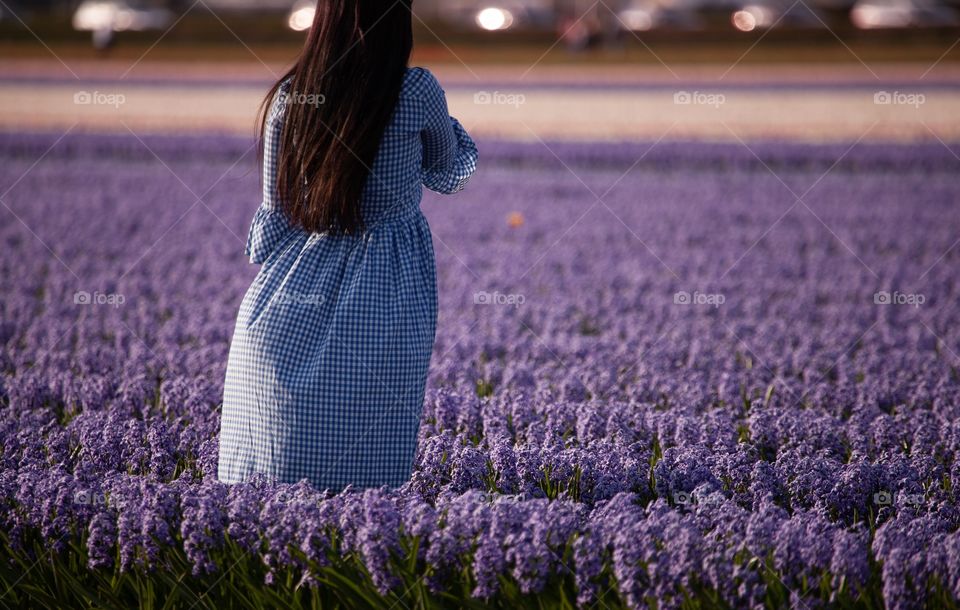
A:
[0,132,958,608]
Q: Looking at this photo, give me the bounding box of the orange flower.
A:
[507,211,525,228]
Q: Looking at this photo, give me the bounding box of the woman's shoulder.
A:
[266,77,295,123]
[401,66,444,99]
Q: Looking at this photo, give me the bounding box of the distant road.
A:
[1,59,958,143]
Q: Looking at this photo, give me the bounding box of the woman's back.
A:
[263,67,477,230]
[218,63,478,492]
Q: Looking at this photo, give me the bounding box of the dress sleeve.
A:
[246,81,296,265]
[419,70,479,195]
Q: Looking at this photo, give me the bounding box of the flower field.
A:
[1,131,959,609]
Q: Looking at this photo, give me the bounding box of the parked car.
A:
[729,0,825,30]
[431,0,555,31]
[285,0,555,33]
[850,0,957,27]
[72,0,174,49]
[286,0,314,31]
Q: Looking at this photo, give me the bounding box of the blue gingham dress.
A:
[217,66,478,491]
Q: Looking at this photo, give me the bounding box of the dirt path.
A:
[1,59,957,142]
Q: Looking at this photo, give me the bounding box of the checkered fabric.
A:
[217,67,478,491]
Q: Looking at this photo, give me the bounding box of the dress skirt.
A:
[216,65,477,491]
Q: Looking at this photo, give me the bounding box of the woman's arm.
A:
[419,70,479,195]
[246,82,295,264]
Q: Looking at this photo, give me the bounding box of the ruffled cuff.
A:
[244,203,295,265]
[421,117,479,194]
[450,118,479,192]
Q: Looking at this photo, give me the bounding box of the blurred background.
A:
[0,0,957,141]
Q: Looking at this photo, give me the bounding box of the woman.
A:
[216,0,478,492]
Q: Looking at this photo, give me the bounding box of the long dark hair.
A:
[257,1,413,235]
